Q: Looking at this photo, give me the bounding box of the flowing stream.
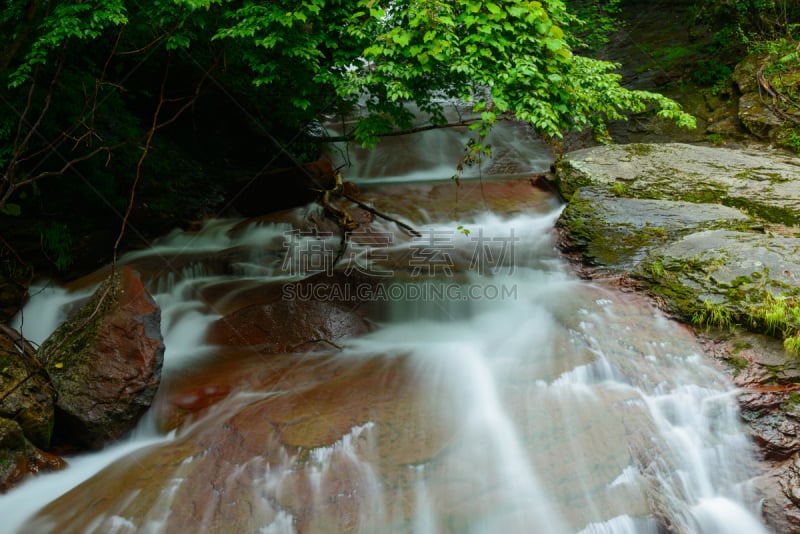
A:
[0,129,770,533]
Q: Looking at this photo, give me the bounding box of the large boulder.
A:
[554,142,800,323]
[40,267,164,449]
[0,274,27,324]
[555,142,800,225]
[556,187,753,273]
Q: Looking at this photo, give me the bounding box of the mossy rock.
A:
[38,267,164,450]
[557,187,753,272]
[633,230,800,329]
[554,143,800,226]
[738,93,783,140]
[0,331,55,449]
[0,416,65,491]
[555,141,800,352]
[732,54,761,94]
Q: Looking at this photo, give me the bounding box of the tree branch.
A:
[0,141,129,208]
[12,45,67,171]
[315,117,485,143]
[343,194,421,237]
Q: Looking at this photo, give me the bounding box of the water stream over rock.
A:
[0,129,771,533]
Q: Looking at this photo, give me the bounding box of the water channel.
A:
[0,120,770,533]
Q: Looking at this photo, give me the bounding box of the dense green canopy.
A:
[0,0,695,198]
[0,0,699,272]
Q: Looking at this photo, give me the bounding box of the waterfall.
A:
[327,103,554,183]
[0,117,769,532]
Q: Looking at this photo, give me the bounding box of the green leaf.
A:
[166,33,192,50]
[291,97,312,110]
[544,38,562,52]
[486,3,502,15]
[493,94,509,112]
[393,30,411,47]
[1,203,21,216]
[508,5,526,17]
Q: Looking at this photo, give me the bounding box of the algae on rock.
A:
[38,267,164,449]
[555,142,800,352]
[554,143,800,227]
[557,186,753,273]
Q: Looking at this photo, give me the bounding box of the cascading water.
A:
[327,102,554,183]
[0,126,770,533]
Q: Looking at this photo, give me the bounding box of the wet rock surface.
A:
[20,350,450,533]
[0,329,63,490]
[556,142,800,225]
[554,141,800,532]
[9,178,580,531]
[40,267,164,450]
[207,297,372,352]
[0,330,55,450]
[0,417,65,493]
[557,187,752,272]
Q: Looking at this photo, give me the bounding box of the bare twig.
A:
[756,61,800,125]
[111,57,173,265]
[343,193,421,237]
[0,324,53,406]
[0,323,37,361]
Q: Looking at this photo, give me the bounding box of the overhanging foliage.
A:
[0,0,696,270]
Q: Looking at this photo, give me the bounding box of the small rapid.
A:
[0,105,770,532]
[0,192,769,532]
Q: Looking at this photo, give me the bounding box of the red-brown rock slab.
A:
[42,267,164,449]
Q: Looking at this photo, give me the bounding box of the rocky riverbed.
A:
[552,141,800,532]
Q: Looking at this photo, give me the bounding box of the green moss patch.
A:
[39,271,121,373]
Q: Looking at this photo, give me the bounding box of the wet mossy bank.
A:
[553,141,800,532]
[554,142,800,344]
